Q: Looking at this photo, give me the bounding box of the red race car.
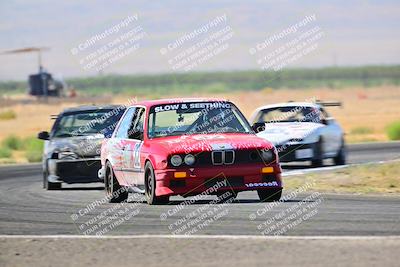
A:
[99,98,282,205]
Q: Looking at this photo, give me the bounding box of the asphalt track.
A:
[0,142,399,266]
[1,236,400,267]
[0,142,399,236]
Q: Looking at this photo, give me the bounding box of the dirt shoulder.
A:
[285,161,400,194]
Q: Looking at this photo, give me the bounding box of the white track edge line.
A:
[283,158,400,176]
[0,235,399,240]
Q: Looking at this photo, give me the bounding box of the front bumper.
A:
[154,163,282,197]
[47,158,102,184]
[276,143,315,162]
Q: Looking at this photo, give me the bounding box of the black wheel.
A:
[144,161,169,205]
[257,188,282,202]
[217,191,237,202]
[43,170,61,190]
[334,140,347,165]
[46,180,61,190]
[311,138,324,167]
[105,162,128,203]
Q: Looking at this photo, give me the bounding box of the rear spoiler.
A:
[314,100,342,108]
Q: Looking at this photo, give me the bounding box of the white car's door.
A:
[320,108,342,157]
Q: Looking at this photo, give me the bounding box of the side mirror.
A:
[252,122,265,133]
[322,118,333,125]
[38,131,50,140]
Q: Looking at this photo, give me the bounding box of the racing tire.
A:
[257,188,282,202]
[334,140,347,165]
[105,162,128,203]
[44,171,61,190]
[144,161,169,205]
[311,138,324,167]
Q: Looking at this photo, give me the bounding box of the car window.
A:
[148,102,252,138]
[257,106,321,123]
[52,108,125,138]
[128,108,145,140]
[114,108,136,139]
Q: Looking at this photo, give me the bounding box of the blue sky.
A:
[0,0,399,80]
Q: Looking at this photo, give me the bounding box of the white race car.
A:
[250,101,346,167]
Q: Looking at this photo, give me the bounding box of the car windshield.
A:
[148,102,252,138]
[52,108,125,138]
[255,106,321,123]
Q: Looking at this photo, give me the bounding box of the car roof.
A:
[61,105,125,114]
[134,97,229,108]
[254,102,321,112]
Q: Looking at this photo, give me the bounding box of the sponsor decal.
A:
[245,181,279,188]
[133,142,143,169]
[154,102,231,113]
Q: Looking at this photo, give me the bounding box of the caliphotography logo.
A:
[0,1,400,267]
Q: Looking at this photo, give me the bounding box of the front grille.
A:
[194,152,212,166]
[224,150,235,164]
[235,150,263,163]
[211,150,235,165]
[57,160,101,179]
[211,151,223,165]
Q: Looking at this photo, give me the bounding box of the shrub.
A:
[2,135,22,150]
[386,121,400,140]
[0,110,17,120]
[0,147,12,158]
[350,126,374,135]
[23,137,43,162]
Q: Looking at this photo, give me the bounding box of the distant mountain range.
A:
[0,0,399,81]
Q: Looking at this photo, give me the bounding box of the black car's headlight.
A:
[170,155,183,167]
[50,152,59,159]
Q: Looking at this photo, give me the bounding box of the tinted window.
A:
[52,107,125,138]
[128,108,145,140]
[148,102,251,138]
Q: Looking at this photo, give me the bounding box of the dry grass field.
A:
[225,86,400,143]
[0,86,399,144]
[285,160,400,194]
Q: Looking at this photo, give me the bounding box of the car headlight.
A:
[170,155,183,167]
[184,154,195,165]
[261,149,274,162]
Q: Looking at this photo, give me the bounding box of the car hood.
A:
[48,134,104,157]
[149,133,274,154]
[256,122,324,145]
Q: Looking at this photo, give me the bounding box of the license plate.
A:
[295,148,313,159]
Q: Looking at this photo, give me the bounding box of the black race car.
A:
[38,105,126,190]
